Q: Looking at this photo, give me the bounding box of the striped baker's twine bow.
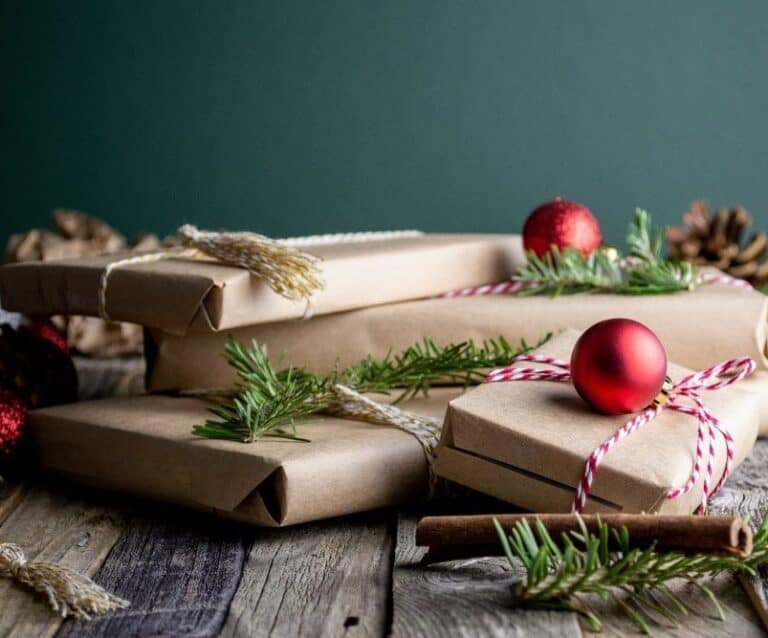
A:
[97,228,423,322]
[438,270,752,299]
[485,353,756,513]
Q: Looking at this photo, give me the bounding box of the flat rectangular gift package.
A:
[0,233,524,334]
[144,283,768,436]
[145,281,768,390]
[28,388,462,527]
[434,330,759,514]
[7,224,768,525]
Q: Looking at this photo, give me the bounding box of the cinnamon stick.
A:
[416,514,752,564]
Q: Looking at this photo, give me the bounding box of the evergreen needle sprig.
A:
[193,333,550,443]
[512,209,700,296]
[495,513,768,634]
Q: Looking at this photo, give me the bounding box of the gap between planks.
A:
[219,510,396,638]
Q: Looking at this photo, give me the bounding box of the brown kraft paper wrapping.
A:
[0,234,524,335]
[28,388,463,527]
[433,330,759,514]
[145,283,768,434]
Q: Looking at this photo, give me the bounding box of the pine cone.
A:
[667,200,768,287]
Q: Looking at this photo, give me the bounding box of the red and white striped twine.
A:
[698,272,753,289]
[485,353,756,514]
[438,271,751,299]
[439,280,542,298]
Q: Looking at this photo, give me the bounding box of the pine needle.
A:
[193,333,551,442]
[512,209,700,296]
[496,513,768,634]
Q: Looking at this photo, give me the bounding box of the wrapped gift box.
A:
[143,283,768,436]
[145,280,768,391]
[0,234,524,334]
[433,330,759,514]
[28,388,462,527]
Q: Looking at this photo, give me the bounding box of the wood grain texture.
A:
[220,511,395,638]
[0,479,25,525]
[390,440,768,637]
[57,503,248,638]
[0,485,125,638]
[589,571,765,637]
[710,438,768,521]
[710,438,768,632]
[391,513,581,637]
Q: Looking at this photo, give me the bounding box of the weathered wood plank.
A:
[0,479,25,525]
[57,502,248,638]
[710,437,768,520]
[710,438,768,632]
[390,440,768,638]
[391,513,581,637]
[590,571,764,637]
[0,485,125,638]
[220,511,395,638]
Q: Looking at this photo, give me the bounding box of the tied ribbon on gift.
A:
[439,271,752,299]
[330,384,442,492]
[485,353,756,513]
[97,227,423,322]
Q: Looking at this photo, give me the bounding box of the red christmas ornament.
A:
[523,197,603,257]
[0,389,28,455]
[28,320,69,354]
[0,324,78,408]
[570,318,668,415]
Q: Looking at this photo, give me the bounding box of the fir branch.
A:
[193,333,550,443]
[626,207,664,263]
[495,513,768,634]
[512,209,700,296]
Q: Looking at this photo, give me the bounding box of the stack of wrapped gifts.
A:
[2,212,768,525]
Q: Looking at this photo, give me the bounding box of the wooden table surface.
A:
[1,358,767,637]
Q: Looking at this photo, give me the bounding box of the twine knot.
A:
[0,542,27,576]
[485,353,756,514]
[175,225,324,302]
[98,225,323,321]
[328,384,442,493]
[98,227,423,322]
[177,224,203,242]
[0,542,129,619]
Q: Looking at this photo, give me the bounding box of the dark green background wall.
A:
[2,1,767,247]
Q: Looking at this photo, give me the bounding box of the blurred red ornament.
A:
[0,324,78,408]
[0,389,27,455]
[28,320,69,354]
[523,197,603,257]
[570,318,668,415]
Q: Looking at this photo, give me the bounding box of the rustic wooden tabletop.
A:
[1,358,767,637]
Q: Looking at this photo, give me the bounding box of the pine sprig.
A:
[193,334,550,443]
[495,513,768,634]
[513,209,700,296]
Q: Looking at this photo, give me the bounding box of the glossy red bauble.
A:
[523,198,603,257]
[570,318,667,415]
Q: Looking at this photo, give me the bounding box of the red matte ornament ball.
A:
[0,389,27,455]
[570,318,668,415]
[523,198,603,257]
